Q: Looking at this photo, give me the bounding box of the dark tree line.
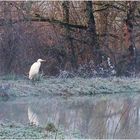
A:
[0,1,140,77]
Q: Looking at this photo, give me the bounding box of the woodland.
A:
[1,1,140,139]
[0,1,140,77]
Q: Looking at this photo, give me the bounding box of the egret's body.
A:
[29,59,45,80]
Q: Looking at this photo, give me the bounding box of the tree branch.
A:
[29,16,87,29]
[0,16,87,30]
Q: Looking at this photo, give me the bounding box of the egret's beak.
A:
[41,60,46,62]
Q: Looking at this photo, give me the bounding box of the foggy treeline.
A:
[0,1,140,77]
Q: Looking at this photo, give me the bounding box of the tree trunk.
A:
[2,2,16,74]
[62,1,78,70]
[124,1,137,75]
[85,1,103,66]
[126,2,136,58]
[116,1,137,76]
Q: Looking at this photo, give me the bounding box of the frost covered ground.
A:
[0,123,81,139]
[1,76,140,138]
[0,77,140,97]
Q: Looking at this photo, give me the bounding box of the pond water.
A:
[0,94,140,139]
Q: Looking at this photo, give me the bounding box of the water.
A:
[0,94,140,139]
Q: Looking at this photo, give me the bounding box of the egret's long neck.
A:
[37,61,41,67]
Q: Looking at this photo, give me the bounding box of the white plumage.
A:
[29,59,46,80]
[28,106,39,126]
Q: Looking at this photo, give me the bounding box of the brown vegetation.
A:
[0,1,140,76]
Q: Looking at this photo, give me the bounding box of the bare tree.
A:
[85,1,103,65]
[62,1,78,70]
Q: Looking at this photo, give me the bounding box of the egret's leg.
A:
[31,79,36,85]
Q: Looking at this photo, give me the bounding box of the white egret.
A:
[29,59,46,80]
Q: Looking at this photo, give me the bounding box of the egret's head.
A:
[37,59,46,63]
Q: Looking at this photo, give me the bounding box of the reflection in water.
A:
[1,95,140,138]
[28,106,39,126]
